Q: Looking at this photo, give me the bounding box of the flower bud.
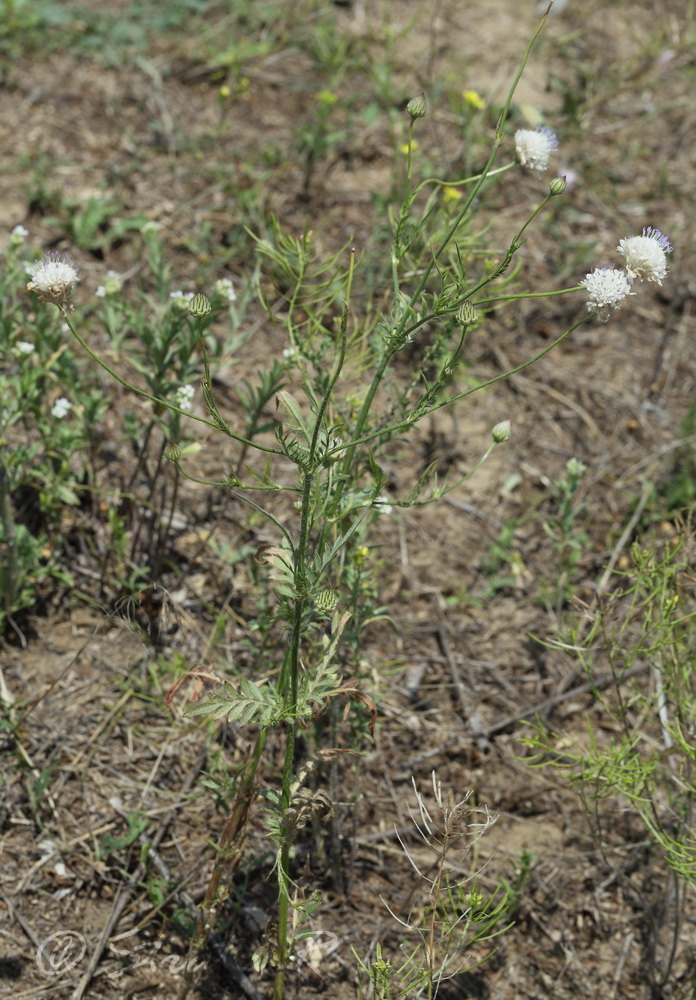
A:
[189,292,211,317]
[457,301,479,327]
[549,176,567,197]
[165,443,182,462]
[406,93,427,120]
[491,419,512,443]
[316,588,338,613]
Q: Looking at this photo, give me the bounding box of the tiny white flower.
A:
[565,457,587,478]
[10,224,29,247]
[214,277,237,303]
[26,252,79,307]
[95,270,123,298]
[13,340,35,356]
[173,384,195,411]
[51,397,72,419]
[580,265,634,321]
[283,346,297,359]
[617,227,672,285]
[170,290,195,312]
[514,125,559,175]
[142,220,163,232]
[374,495,394,515]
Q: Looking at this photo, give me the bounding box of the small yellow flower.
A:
[443,186,463,202]
[400,140,418,154]
[355,546,369,565]
[318,89,338,105]
[463,89,485,110]
[218,85,231,100]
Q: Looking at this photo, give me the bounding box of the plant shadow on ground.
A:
[1,0,696,998]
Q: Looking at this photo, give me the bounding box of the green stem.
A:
[273,470,314,1000]
[325,312,593,460]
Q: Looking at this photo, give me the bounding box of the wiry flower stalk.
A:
[377,771,510,1000]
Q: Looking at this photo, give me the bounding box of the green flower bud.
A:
[316,588,338,613]
[549,176,567,197]
[457,301,479,327]
[406,93,427,120]
[189,292,212,317]
[491,419,512,443]
[165,443,182,462]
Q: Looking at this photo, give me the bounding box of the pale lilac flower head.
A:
[580,265,634,322]
[514,125,559,175]
[617,227,672,285]
[26,252,79,307]
[51,397,72,419]
[658,49,676,67]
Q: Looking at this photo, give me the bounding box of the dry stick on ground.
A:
[471,660,649,741]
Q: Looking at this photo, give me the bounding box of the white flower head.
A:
[95,270,123,298]
[173,384,195,411]
[10,224,29,247]
[514,125,559,175]
[565,457,587,479]
[617,227,672,284]
[51,397,72,419]
[26,252,79,307]
[13,340,35,357]
[374,495,394,515]
[170,290,195,312]
[214,277,237,303]
[580,265,634,321]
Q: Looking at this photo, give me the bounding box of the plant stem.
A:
[181,726,268,992]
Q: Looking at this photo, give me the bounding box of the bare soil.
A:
[2,2,696,998]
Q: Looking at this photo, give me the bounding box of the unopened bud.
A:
[549,176,567,197]
[189,293,211,317]
[406,93,427,120]
[165,443,182,462]
[316,588,338,613]
[491,420,512,443]
[457,301,479,326]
